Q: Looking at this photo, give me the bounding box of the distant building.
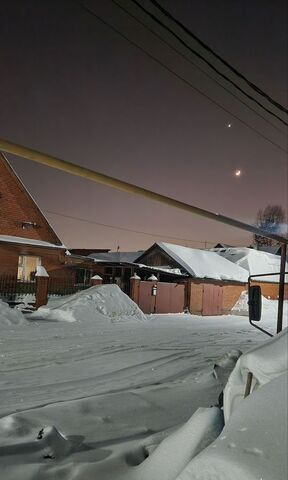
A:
[215,247,288,299]
[134,242,247,315]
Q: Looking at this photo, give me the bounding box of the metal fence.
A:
[47,277,91,297]
[0,274,91,304]
[0,274,36,303]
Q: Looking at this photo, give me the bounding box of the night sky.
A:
[0,0,287,250]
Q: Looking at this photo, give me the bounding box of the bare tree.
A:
[253,204,285,247]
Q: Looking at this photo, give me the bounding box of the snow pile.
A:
[0,416,78,460]
[30,284,146,323]
[0,299,27,326]
[224,327,288,420]
[137,329,287,480]
[216,247,288,282]
[231,290,249,314]
[232,290,288,317]
[176,373,287,480]
[136,407,223,480]
[158,242,248,282]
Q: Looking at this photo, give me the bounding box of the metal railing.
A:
[0,274,36,303]
[47,277,91,297]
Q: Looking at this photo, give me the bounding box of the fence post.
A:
[148,274,158,313]
[130,273,141,305]
[91,274,103,286]
[35,266,49,309]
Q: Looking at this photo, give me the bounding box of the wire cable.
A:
[76,1,287,154]
[149,0,288,115]
[44,209,216,246]
[125,0,288,126]
[112,0,285,134]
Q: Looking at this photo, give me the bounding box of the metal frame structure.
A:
[248,269,288,337]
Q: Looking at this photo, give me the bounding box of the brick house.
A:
[0,152,97,295]
[0,152,69,279]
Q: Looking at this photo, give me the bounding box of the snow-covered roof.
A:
[155,243,248,282]
[0,235,66,249]
[89,251,142,263]
[136,264,186,276]
[216,247,288,283]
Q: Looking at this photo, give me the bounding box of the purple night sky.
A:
[0,0,287,251]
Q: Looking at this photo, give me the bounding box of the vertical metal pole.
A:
[276,243,287,334]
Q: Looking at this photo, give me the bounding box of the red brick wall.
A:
[0,243,71,279]
[0,153,62,245]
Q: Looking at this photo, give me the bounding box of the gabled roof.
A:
[136,242,248,282]
[254,245,282,255]
[215,247,288,283]
[213,243,235,249]
[0,152,63,246]
[0,234,66,249]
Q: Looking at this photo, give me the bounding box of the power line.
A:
[112,0,285,134]
[44,209,216,246]
[120,0,288,127]
[149,0,288,116]
[77,1,287,154]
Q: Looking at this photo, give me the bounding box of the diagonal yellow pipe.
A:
[0,137,287,244]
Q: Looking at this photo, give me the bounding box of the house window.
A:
[17,255,41,281]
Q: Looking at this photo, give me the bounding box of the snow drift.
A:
[175,373,287,480]
[0,299,26,326]
[29,284,146,323]
[137,328,288,480]
[224,327,288,420]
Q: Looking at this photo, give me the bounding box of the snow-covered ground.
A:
[0,285,287,479]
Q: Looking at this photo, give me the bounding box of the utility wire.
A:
[77,1,287,154]
[149,0,288,116]
[44,209,216,246]
[112,0,285,134]
[121,0,288,127]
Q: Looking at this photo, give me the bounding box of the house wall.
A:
[0,243,71,279]
[0,153,61,245]
[137,249,179,269]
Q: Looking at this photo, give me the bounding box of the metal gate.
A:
[138,281,185,314]
[202,284,223,315]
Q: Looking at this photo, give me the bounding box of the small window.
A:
[17,256,41,281]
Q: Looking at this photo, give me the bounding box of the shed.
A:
[135,242,248,315]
